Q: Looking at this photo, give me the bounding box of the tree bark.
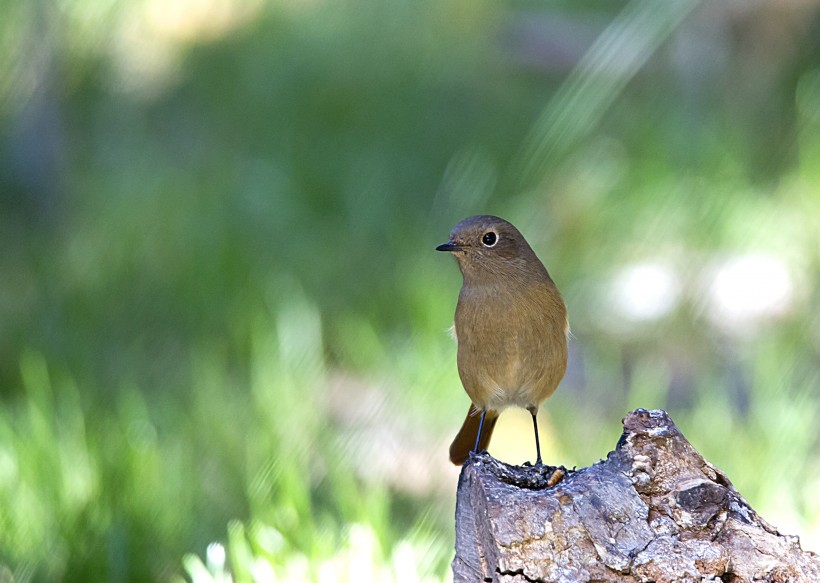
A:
[453,408,820,583]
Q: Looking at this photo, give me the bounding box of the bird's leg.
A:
[473,409,487,454]
[527,406,542,465]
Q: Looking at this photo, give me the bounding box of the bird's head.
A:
[436,215,545,283]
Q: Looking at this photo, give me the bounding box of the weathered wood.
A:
[453,408,820,583]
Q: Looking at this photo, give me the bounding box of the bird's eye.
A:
[482,232,497,247]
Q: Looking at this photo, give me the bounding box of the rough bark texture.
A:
[453,408,820,583]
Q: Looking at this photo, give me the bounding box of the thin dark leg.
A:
[530,409,542,465]
[473,409,487,454]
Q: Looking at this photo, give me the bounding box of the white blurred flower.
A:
[704,253,794,333]
[610,262,682,322]
[206,543,226,573]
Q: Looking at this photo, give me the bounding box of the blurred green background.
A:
[1,0,819,581]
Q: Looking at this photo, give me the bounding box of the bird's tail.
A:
[449,406,498,465]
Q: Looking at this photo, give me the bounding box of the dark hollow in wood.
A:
[453,408,820,583]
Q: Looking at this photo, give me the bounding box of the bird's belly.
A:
[460,342,560,412]
[483,380,539,411]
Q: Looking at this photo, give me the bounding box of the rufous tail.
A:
[449,406,498,465]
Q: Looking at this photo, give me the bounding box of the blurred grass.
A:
[1,0,819,581]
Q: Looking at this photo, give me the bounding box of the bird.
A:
[436,215,568,466]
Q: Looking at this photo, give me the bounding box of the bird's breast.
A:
[454,281,568,410]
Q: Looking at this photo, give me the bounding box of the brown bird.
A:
[436,215,569,465]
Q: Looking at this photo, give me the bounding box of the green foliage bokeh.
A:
[1,1,818,581]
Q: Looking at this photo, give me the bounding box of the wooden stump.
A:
[453,408,820,583]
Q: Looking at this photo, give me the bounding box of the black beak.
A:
[436,241,462,252]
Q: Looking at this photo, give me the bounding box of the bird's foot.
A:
[468,449,490,462]
[522,457,543,467]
